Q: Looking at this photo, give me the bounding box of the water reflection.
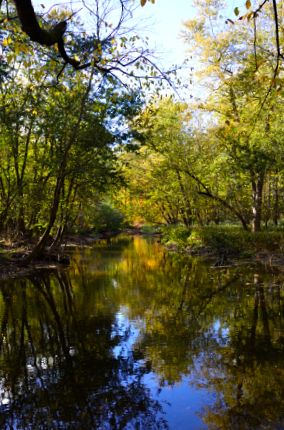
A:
[0,269,167,429]
[0,235,283,429]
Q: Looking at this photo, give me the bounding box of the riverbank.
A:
[160,224,284,270]
[1,225,284,279]
[0,232,108,279]
[0,228,160,279]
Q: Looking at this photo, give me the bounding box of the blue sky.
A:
[133,0,241,67]
[134,0,196,68]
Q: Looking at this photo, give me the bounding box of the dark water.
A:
[0,235,283,430]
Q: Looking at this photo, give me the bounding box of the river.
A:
[0,235,283,429]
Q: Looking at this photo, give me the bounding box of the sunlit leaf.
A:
[2,37,12,47]
[245,0,251,9]
[247,11,254,20]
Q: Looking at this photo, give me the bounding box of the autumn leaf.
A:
[2,37,12,47]
[245,0,251,9]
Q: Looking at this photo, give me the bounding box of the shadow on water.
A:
[0,235,283,429]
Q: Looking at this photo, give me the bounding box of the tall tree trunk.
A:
[175,170,192,226]
[17,201,26,235]
[24,66,95,263]
[273,173,279,226]
[25,175,63,262]
[251,172,265,233]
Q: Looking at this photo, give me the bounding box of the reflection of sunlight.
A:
[145,258,159,269]
[41,357,48,370]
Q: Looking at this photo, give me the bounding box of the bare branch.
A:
[253,0,270,16]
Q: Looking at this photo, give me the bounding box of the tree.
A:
[182,0,284,231]
[129,97,253,229]
[0,20,146,260]
[141,0,284,79]
[0,0,173,87]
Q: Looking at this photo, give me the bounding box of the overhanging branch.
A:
[13,0,80,67]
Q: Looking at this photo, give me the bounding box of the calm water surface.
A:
[0,235,283,429]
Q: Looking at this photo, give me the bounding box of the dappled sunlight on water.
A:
[0,235,283,429]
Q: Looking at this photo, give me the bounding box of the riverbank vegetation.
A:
[1,0,284,265]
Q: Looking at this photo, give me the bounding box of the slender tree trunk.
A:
[25,175,63,261]
[273,173,279,226]
[251,172,265,233]
[196,212,204,227]
[175,170,192,226]
[24,66,95,263]
[16,182,27,235]
[17,119,34,236]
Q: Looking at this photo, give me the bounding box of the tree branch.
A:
[13,0,80,67]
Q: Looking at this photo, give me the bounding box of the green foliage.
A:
[92,202,125,233]
[185,226,284,256]
[187,226,247,255]
[2,0,284,256]
[140,225,161,234]
[161,224,191,248]
[119,0,284,236]
[160,223,284,257]
[0,8,149,250]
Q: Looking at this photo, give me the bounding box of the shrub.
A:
[160,224,284,256]
[161,224,191,248]
[186,225,284,256]
[93,202,124,233]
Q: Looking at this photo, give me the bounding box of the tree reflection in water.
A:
[0,270,168,430]
[100,236,284,429]
[0,236,283,430]
[199,274,284,430]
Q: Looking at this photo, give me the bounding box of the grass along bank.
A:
[160,224,284,267]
